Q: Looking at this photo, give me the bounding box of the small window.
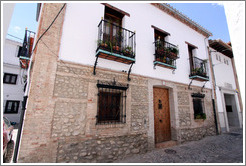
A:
[218,56,221,62]
[216,54,218,61]
[98,91,121,123]
[192,93,206,120]
[5,100,20,114]
[96,80,128,124]
[3,73,18,84]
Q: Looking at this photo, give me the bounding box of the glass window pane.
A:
[5,75,10,83]
[11,76,16,83]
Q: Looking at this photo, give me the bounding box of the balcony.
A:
[153,40,179,69]
[189,57,209,81]
[95,20,136,64]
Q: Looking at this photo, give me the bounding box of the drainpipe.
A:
[208,48,220,135]
[204,38,219,135]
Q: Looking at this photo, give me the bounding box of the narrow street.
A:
[114,128,243,163]
[4,127,243,163]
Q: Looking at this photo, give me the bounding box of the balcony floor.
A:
[154,60,176,69]
[96,49,135,65]
[189,75,209,81]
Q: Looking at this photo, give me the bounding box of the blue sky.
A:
[169,3,230,42]
[7,3,230,43]
[7,3,38,42]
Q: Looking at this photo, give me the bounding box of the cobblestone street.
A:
[114,128,243,163]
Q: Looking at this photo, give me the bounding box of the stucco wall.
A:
[3,39,25,123]
[59,3,212,89]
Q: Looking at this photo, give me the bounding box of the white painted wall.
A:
[2,3,15,47]
[3,39,25,123]
[210,47,242,131]
[224,2,245,113]
[211,48,236,114]
[210,48,236,91]
[59,3,212,89]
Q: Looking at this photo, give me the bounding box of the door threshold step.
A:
[155,140,177,149]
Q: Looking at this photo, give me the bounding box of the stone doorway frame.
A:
[219,87,242,132]
[147,79,178,149]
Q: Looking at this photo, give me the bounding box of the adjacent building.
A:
[18,3,218,162]
[209,39,243,132]
[3,38,25,124]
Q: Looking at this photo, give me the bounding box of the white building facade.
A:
[3,39,26,124]
[19,3,218,163]
[209,39,243,132]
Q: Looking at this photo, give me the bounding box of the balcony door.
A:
[188,45,195,72]
[104,7,123,47]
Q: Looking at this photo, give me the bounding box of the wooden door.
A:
[153,87,171,143]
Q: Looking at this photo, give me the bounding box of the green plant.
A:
[123,46,133,56]
[195,113,206,120]
[171,47,179,54]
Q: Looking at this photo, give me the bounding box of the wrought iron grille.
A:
[154,40,179,67]
[190,57,209,78]
[97,19,136,58]
[96,80,128,125]
[192,93,206,119]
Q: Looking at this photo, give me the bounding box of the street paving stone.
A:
[114,128,243,163]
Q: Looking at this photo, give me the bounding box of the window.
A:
[103,6,124,46]
[17,46,23,57]
[5,100,20,114]
[187,43,197,73]
[192,93,206,120]
[96,80,128,124]
[154,28,169,43]
[98,91,121,123]
[3,73,17,84]
[216,54,218,61]
[218,56,221,62]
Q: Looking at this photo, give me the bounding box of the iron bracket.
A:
[188,78,194,90]
[93,55,99,75]
[201,81,208,92]
[127,62,134,81]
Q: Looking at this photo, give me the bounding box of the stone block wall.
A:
[176,85,216,143]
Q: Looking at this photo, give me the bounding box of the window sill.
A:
[194,119,205,123]
[95,122,126,129]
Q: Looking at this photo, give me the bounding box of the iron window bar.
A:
[189,57,209,79]
[96,19,136,59]
[96,80,128,125]
[153,40,179,69]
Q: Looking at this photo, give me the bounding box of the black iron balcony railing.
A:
[96,19,136,61]
[189,57,209,80]
[153,40,179,69]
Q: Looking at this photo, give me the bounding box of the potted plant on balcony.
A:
[112,39,120,52]
[191,67,200,75]
[123,46,133,57]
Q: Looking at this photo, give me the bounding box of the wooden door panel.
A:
[154,87,171,143]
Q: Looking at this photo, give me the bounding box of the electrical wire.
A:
[13,3,67,163]
[31,3,66,57]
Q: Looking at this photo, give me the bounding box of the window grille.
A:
[96,80,128,124]
[192,93,205,119]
